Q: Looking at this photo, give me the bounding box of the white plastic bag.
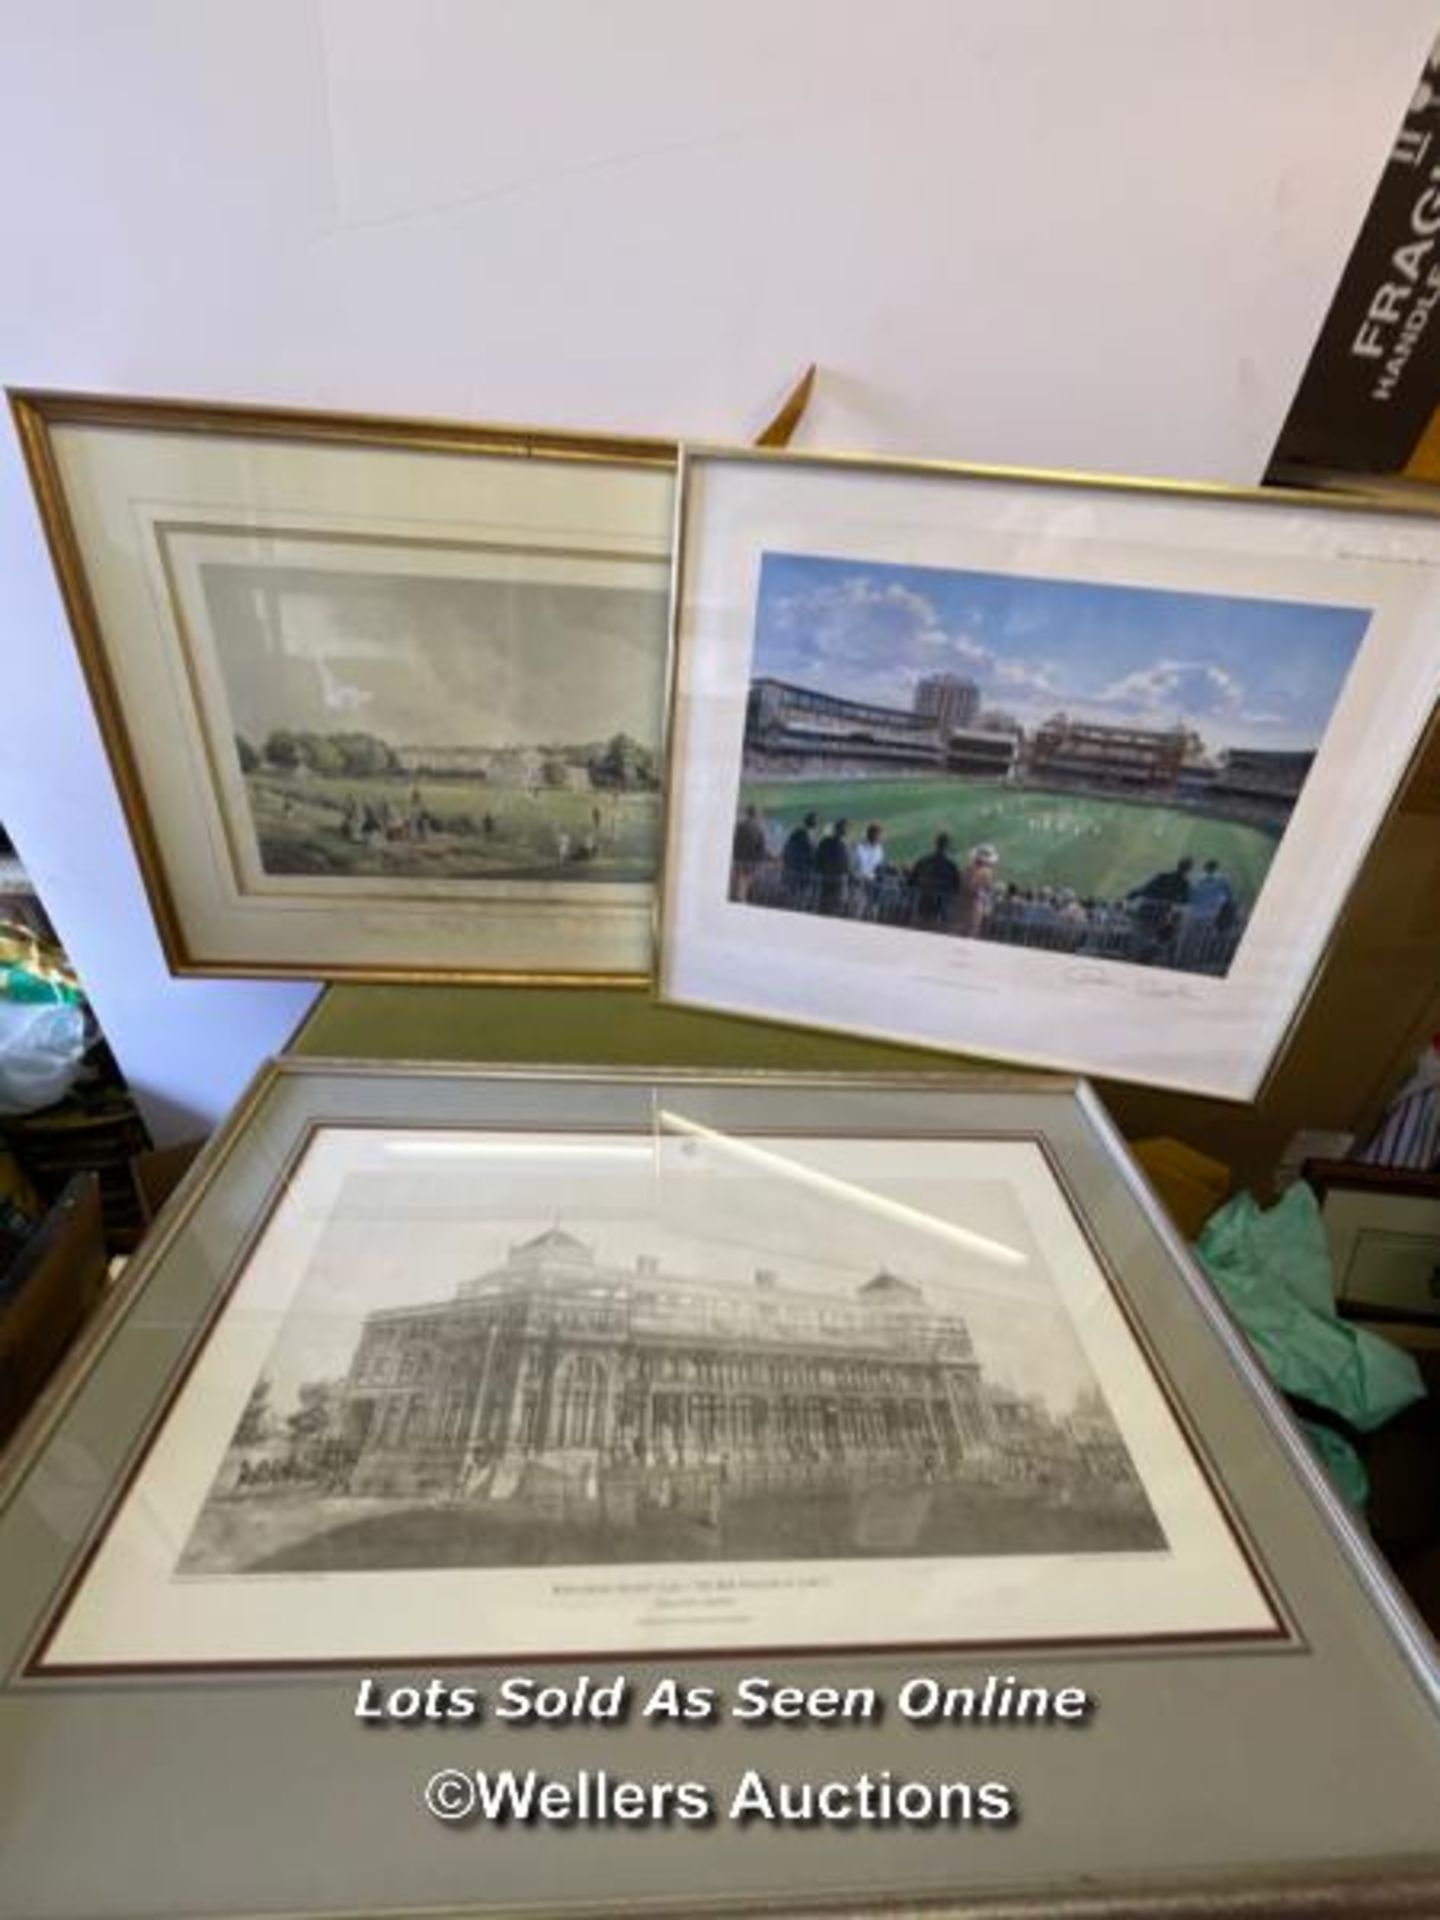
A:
[0,1001,87,1115]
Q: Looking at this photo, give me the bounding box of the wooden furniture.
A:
[0,1172,105,1448]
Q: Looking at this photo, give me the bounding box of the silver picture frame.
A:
[656,446,1440,1101]
[1,1060,1437,1918]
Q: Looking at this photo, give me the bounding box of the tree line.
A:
[236,728,658,790]
[236,729,397,777]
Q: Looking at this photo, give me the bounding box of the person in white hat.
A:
[954,842,999,938]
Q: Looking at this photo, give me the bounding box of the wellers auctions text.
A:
[380,1675,1087,1829]
[429,1766,1016,1828]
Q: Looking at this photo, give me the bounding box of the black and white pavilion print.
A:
[180,1221,1165,1575]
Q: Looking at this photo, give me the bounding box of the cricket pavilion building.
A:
[335,1228,1135,1506]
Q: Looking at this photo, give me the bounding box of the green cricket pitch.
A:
[740,776,1281,903]
[246,772,659,882]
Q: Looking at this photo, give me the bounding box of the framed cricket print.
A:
[658,448,1440,1099]
[2,1061,1438,1918]
[11,391,676,982]
[26,1079,1278,1670]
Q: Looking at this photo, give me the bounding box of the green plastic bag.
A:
[1,963,81,1006]
[1192,1182,1425,1507]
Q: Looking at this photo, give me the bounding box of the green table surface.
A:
[289,984,1031,1079]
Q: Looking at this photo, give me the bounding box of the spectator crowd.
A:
[730,807,1247,975]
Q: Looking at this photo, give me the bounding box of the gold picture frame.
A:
[12,390,677,983]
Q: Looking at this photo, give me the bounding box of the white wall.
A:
[0,0,1431,1142]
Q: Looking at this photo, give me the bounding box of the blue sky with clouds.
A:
[752,552,1371,753]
